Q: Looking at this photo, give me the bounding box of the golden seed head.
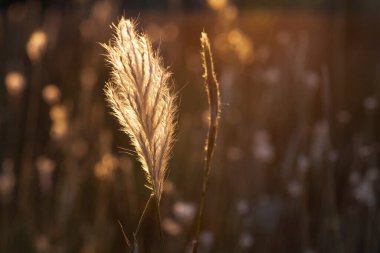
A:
[102,18,177,202]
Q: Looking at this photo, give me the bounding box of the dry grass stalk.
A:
[193,32,221,253]
[102,18,177,204]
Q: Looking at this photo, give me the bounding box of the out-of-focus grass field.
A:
[0,1,380,252]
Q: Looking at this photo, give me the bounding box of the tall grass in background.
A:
[1,1,380,253]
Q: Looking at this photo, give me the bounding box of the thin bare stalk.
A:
[134,194,153,236]
[117,220,133,252]
[192,32,221,253]
[126,194,153,253]
[154,196,164,253]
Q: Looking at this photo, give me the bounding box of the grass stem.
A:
[135,194,153,236]
[155,195,164,253]
[192,32,221,253]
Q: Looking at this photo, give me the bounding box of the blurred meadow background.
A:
[1,0,380,252]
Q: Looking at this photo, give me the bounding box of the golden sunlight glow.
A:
[26,30,48,61]
[207,0,228,11]
[49,105,68,140]
[5,71,25,95]
[42,84,61,105]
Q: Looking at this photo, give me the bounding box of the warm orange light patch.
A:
[5,71,25,95]
[26,30,48,61]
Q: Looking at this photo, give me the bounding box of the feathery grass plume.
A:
[193,32,221,253]
[102,18,177,204]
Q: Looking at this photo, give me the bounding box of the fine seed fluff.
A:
[102,18,177,202]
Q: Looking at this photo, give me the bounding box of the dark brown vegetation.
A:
[0,1,380,253]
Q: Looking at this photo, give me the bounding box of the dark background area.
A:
[1,0,380,11]
[0,0,380,252]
